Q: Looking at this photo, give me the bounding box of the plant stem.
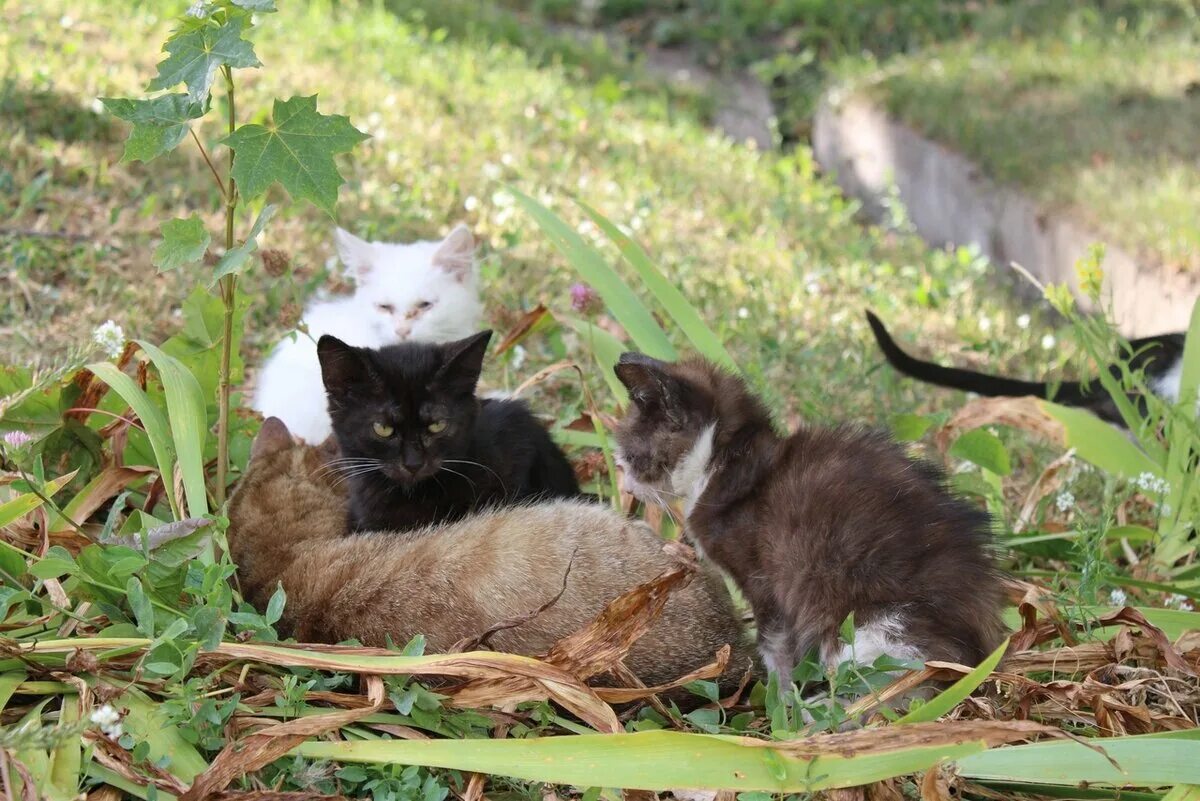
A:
[215,65,239,508]
[189,127,227,200]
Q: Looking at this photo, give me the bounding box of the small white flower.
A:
[737,307,750,320]
[1135,472,1170,496]
[59,14,74,27]
[1162,503,1173,517]
[500,152,515,166]
[805,280,820,295]
[464,195,479,212]
[1016,314,1031,330]
[482,162,501,180]
[1041,334,1057,350]
[1055,491,1075,513]
[89,703,124,738]
[89,97,105,115]
[511,344,527,370]
[90,705,118,726]
[1109,588,1128,607]
[185,1,210,18]
[92,320,125,358]
[2,431,33,449]
[978,315,991,333]
[1166,593,1189,609]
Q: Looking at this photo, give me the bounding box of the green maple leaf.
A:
[147,16,260,104]
[100,95,205,162]
[153,215,211,272]
[211,204,277,286]
[222,96,368,216]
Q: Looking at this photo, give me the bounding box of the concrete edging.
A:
[812,93,1199,337]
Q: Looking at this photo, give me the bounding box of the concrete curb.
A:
[812,93,1199,336]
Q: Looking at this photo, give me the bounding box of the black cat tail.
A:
[864,310,1091,404]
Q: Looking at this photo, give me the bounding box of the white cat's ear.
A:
[432,223,476,280]
[334,227,375,280]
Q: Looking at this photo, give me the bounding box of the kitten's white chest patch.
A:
[670,423,715,517]
[826,612,924,668]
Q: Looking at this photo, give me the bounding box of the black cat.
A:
[317,330,580,532]
[866,310,1186,425]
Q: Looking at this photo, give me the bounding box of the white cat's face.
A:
[334,224,482,343]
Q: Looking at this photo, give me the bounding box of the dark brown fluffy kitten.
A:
[612,352,1007,679]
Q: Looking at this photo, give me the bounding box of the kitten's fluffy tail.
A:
[864,310,1093,405]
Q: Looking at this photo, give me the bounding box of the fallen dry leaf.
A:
[935,396,1065,457]
[494,303,549,354]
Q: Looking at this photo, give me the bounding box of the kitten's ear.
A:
[251,417,294,461]
[432,223,476,281]
[434,329,492,396]
[334,227,375,280]
[615,352,673,410]
[317,335,375,397]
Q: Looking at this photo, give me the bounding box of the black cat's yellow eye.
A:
[427,420,447,434]
[372,421,394,438]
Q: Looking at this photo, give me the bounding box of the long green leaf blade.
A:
[138,341,210,517]
[296,729,991,791]
[560,315,629,404]
[575,198,736,370]
[0,473,76,528]
[1040,400,1160,479]
[957,730,1200,786]
[87,362,181,519]
[1175,296,1200,421]
[894,638,1008,724]
[509,186,676,360]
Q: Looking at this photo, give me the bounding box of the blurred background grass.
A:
[5,0,1194,428]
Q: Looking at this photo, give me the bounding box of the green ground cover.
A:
[2,1,1199,798]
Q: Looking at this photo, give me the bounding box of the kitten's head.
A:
[334,223,481,343]
[229,417,344,529]
[317,330,492,485]
[612,354,772,506]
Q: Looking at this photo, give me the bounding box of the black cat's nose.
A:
[401,449,424,473]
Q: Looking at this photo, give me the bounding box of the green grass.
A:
[498,0,1200,272]
[0,0,1058,426]
[854,5,1200,273]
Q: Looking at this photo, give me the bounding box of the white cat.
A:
[252,224,483,444]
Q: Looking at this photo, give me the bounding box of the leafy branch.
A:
[99,0,366,510]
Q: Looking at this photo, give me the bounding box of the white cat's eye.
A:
[372,421,394,438]
[377,303,395,314]
[415,300,433,310]
[427,420,447,434]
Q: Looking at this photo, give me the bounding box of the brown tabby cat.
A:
[227,417,757,690]
[611,353,1007,680]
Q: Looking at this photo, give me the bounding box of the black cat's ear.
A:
[614,352,674,410]
[251,417,294,461]
[434,330,492,396]
[317,335,374,397]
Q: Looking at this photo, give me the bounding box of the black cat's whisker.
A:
[315,458,382,479]
[438,466,479,503]
[328,466,383,487]
[443,459,507,493]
